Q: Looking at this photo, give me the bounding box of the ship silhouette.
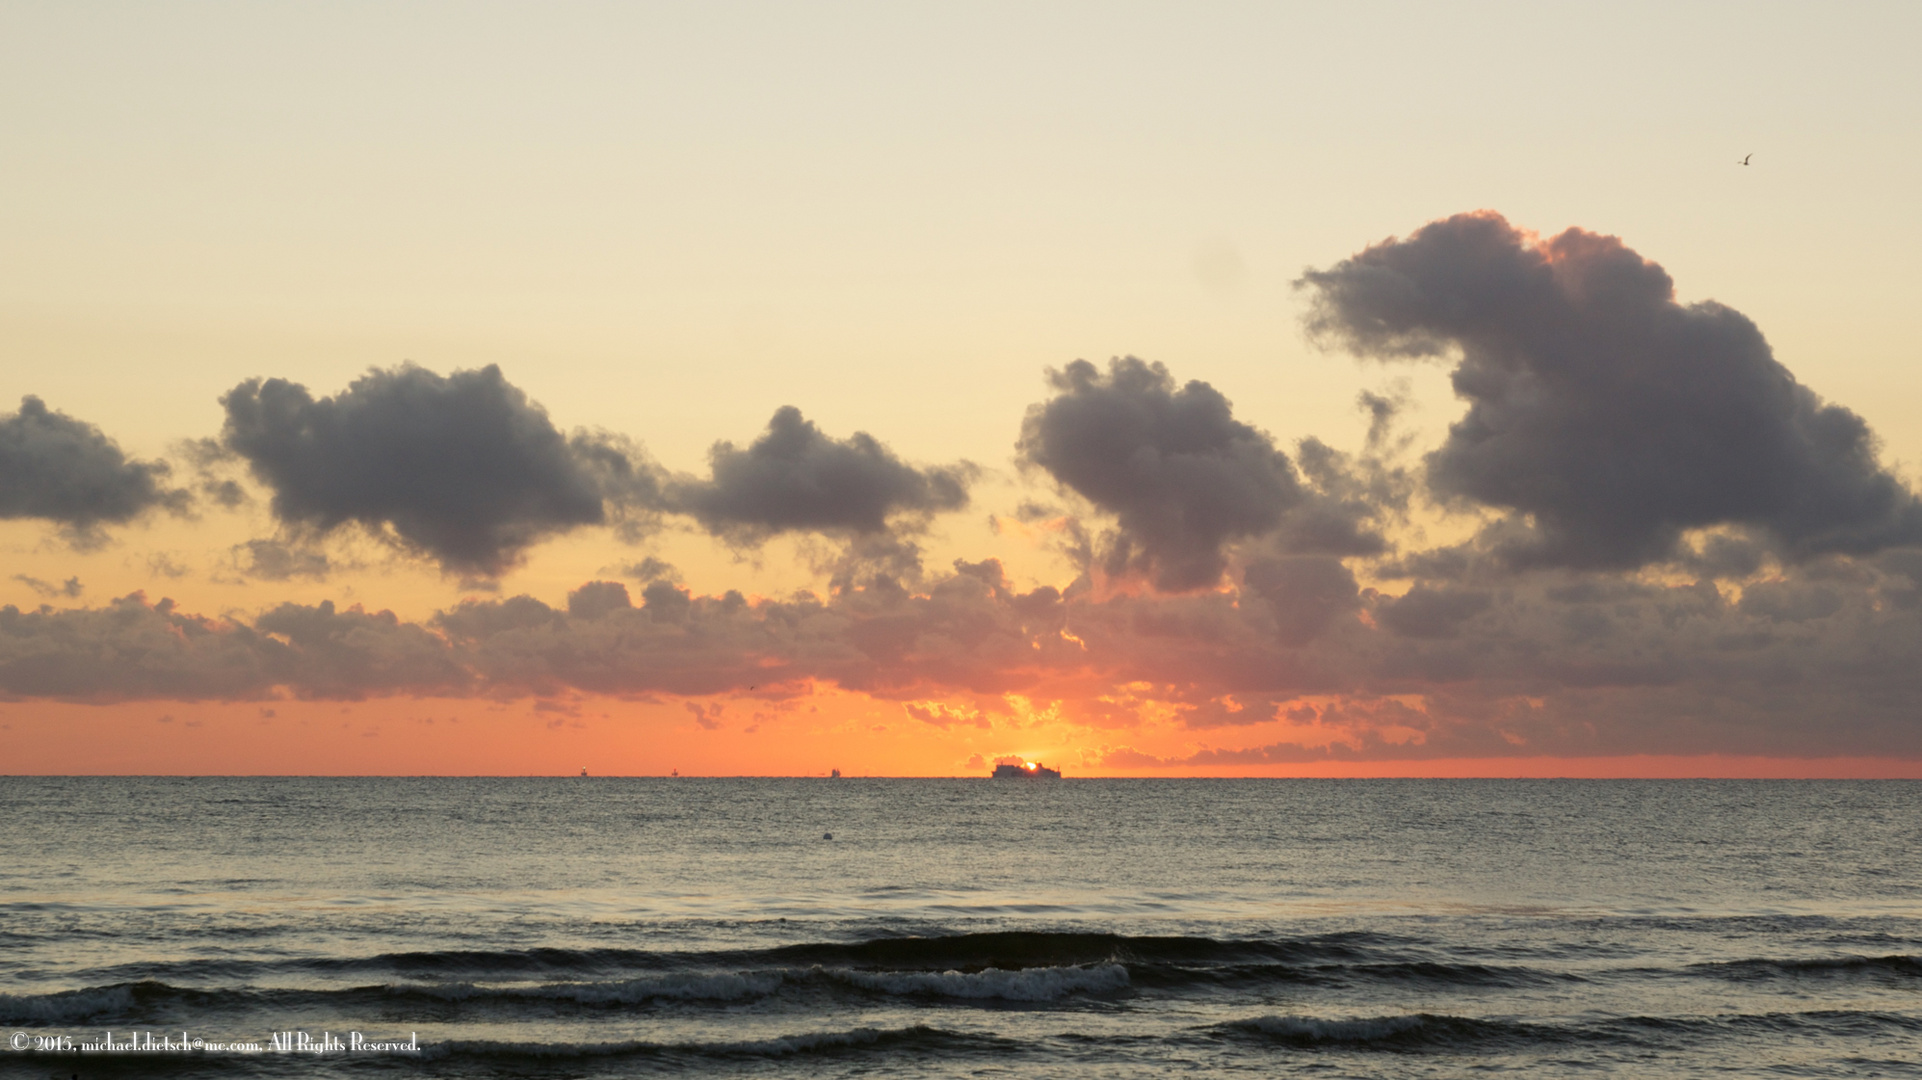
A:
[992,761,1060,779]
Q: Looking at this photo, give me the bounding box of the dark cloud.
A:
[1017,359,1394,591]
[1285,436,1403,557]
[0,593,281,701]
[615,557,679,583]
[174,437,250,510]
[0,592,464,703]
[147,553,192,580]
[809,532,939,593]
[566,580,634,620]
[249,599,471,699]
[1375,585,1493,639]
[220,365,657,576]
[1017,358,1316,591]
[203,480,247,509]
[232,539,333,582]
[1736,579,1846,623]
[1097,695,1527,765]
[0,396,188,544]
[1241,556,1359,646]
[1172,694,1284,729]
[7,553,1922,755]
[1357,388,1405,450]
[1300,211,1922,569]
[668,405,971,543]
[12,575,83,599]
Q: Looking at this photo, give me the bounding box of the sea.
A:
[2,777,1920,1078]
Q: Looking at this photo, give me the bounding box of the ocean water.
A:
[2,778,1920,1078]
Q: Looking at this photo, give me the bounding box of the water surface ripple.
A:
[3,778,1919,1077]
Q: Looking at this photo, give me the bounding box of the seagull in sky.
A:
[1739,154,1752,166]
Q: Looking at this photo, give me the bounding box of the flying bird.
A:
[1739,154,1752,166]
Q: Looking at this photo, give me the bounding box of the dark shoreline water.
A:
[4,778,1920,1077]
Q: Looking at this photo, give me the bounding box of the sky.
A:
[4,1,1921,776]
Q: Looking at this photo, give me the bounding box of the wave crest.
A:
[1222,1012,1522,1049]
[827,962,1130,1000]
[407,970,784,1005]
[0,984,139,1024]
[422,1024,995,1061]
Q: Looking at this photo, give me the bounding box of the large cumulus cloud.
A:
[1017,357,1383,591]
[1299,211,1922,569]
[220,365,657,576]
[668,405,971,548]
[0,396,188,544]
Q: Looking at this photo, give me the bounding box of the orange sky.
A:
[8,696,1920,779]
[5,7,1922,777]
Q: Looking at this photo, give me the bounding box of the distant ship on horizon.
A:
[992,761,1061,779]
